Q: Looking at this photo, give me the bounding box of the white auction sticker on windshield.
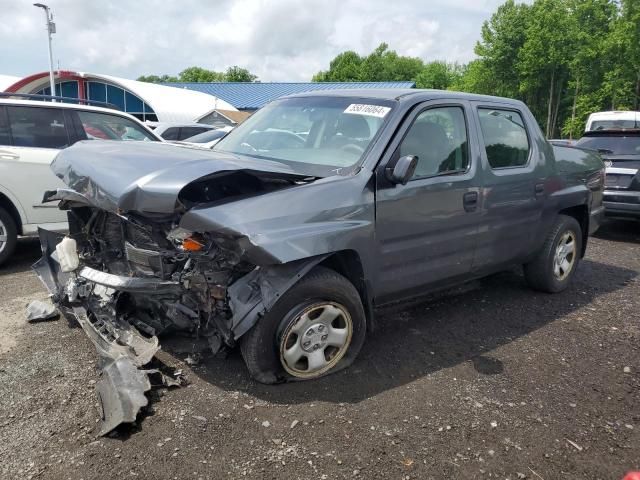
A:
[344,104,391,118]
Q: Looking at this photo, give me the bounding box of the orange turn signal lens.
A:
[181,237,204,252]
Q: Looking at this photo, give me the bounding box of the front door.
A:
[374,101,482,302]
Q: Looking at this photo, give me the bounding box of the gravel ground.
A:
[0,220,638,480]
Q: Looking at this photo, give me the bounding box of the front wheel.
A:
[240,267,366,384]
[524,215,582,293]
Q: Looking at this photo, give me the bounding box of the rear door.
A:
[1,105,69,226]
[374,100,482,302]
[470,103,545,271]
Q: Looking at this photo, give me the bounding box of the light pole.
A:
[33,3,56,100]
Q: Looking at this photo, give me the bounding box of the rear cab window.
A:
[478,108,530,169]
[6,106,70,149]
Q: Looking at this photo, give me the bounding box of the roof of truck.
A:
[287,88,525,105]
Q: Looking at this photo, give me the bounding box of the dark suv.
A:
[575,129,640,218]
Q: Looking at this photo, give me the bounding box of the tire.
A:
[240,266,367,384]
[0,206,18,267]
[524,214,582,293]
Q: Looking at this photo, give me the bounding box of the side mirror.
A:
[386,155,418,185]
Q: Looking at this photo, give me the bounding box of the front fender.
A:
[227,255,329,339]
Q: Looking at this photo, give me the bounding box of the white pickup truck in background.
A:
[585,111,640,131]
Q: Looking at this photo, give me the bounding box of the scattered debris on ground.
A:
[25,299,59,322]
[0,221,639,479]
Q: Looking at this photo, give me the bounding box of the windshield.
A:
[576,135,640,155]
[214,96,395,175]
[184,129,228,143]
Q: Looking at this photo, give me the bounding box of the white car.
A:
[146,122,217,141]
[0,97,162,266]
[585,111,640,131]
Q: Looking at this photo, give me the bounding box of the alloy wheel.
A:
[553,230,576,281]
[279,302,353,378]
[0,217,7,255]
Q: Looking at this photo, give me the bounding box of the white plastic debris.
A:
[56,237,79,272]
[26,300,59,322]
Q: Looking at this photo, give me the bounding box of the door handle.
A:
[463,191,478,212]
[0,151,19,160]
[535,182,545,196]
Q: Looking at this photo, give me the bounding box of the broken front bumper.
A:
[32,228,170,435]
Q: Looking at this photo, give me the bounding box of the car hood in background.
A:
[50,140,310,215]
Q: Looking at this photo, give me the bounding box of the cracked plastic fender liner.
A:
[96,357,152,436]
[228,255,329,339]
[72,307,159,367]
[71,307,160,435]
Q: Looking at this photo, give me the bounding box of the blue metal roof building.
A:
[161,81,416,111]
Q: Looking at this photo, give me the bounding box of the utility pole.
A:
[33,3,56,100]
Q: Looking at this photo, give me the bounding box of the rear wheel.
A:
[524,215,582,293]
[0,206,18,267]
[240,267,366,384]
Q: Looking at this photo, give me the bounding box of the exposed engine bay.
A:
[33,164,327,436]
[64,206,256,347]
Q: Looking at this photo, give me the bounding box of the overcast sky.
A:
[1,0,507,82]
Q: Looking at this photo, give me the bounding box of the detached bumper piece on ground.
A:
[33,228,183,435]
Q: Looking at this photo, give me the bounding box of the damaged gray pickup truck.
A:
[34,89,605,434]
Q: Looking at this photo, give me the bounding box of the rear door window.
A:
[478,108,530,168]
[6,106,70,149]
[161,127,180,140]
[0,107,11,146]
[75,111,156,141]
[179,127,209,140]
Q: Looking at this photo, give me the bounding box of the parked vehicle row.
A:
[0,96,236,266]
[548,110,640,219]
[146,121,218,141]
[575,129,640,219]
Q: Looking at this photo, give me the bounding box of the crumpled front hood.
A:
[51,140,307,215]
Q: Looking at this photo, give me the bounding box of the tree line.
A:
[137,65,258,84]
[313,0,639,139]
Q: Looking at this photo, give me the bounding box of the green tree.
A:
[312,51,363,81]
[136,74,178,83]
[474,0,531,98]
[178,66,225,82]
[137,66,259,84]
[224,66,258,82]
[415,61,463,90]
[313,43,423,82]
[562,0,616,138]
[451,60,497,94]
[603,0,640,110]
